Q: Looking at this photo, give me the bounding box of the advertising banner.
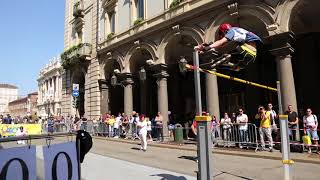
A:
[0,124,42,137]
[0,146,37,180]
[43,142,79,180]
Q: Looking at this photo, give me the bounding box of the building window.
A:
[108,11,115,33]
[136,0,144,19]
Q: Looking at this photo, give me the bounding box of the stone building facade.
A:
[61,0,320,136]
[9,92,38,118]
[37,57,63,118]
[0,84,18,115]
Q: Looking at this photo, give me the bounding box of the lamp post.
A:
[179,53,213,180]
[138,67,147,81]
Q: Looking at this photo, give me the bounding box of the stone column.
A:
[206,69,220,120]
[277,55,299,141]
[154,70,169,138]
[277,55,298,112]
[99,80,110,115]
[269,32,299,140]
[122,75,134,116]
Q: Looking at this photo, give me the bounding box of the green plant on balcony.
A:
[107,32,115,40]
[133,18,144,26]
[60,43,92,69]
[169,0,183,9]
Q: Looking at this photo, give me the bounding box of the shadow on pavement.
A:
[178,155,197,162]
[215,171,254,180]
[151,174,188,180]
[131,147,141,151]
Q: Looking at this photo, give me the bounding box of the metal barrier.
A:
[216,123,259,151]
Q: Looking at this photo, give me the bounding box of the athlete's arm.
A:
[209,37,228,48]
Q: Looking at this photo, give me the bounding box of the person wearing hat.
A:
[195,23,263,71]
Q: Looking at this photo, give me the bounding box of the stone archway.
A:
[161,29,204,135]
[126,45,158,117]
[104,58,124,115]
[205,8,278,117]
[71,67,87,118]
[287,0,320,114]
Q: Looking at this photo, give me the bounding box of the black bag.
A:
[76,130,93,163]
[278,141,303,153]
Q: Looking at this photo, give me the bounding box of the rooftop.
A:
[0,84,18,89]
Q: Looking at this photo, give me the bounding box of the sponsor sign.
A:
[43,142,79,180]
[0,146,36,180]
[0,124,42,137]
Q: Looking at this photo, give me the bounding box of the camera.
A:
[259,107,263,110]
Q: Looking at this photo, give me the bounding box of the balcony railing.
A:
[73,1,84,18]
[61,43,92,69]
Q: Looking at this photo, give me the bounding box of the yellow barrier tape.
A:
[279,115,289,119]
[195,116,212,122]
[186,64,278,92]
[282,159,294,165]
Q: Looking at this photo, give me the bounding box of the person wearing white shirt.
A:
[221,112,232,147]
[146,118,153,141]
[303,108,319,154]
[114,114,122,138]
[236,108,248,148]
[16,126,27,144]
[137,115,148,151]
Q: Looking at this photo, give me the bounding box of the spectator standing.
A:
[73,117,81,131]
[221,112,232,147]
[284,105,299,141]
[155,112,164,142]
[122,115,129,139]
[16,126,27,144]
[231,112,237,123]
[211,115,220,147]
[255,106,273,152]
[146,117,153,141]
[303,108,319,154]
[108,116,115,137]
[236,108,248,148]
[114,114,122,138]
[137,115,148,151]
[267,103,278,140]
[168,111,175,139]
[130,111,140,139]
[3,114,12,124]
[47,116,55,133]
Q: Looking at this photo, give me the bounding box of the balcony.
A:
[102,0,117,11]
[61,43,92,69]
[73,1,84,18]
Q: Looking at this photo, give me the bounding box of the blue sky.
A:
[0,0,65,96]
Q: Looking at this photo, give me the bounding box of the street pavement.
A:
[1,138,320,180]
[89,138,320,180]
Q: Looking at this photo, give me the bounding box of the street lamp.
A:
[110,74,118,87]
[178,57,188,73]
[138,67,146,81]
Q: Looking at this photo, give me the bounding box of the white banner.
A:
[43,142,79,180]
[0,146,36,180]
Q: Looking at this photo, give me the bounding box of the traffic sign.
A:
[73,84,79,91]
[72,90,79,97]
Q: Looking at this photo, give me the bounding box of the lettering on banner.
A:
[51,152,73,180]
[0,158,29,180]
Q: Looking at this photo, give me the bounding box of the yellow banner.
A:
[0,124,42,137]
